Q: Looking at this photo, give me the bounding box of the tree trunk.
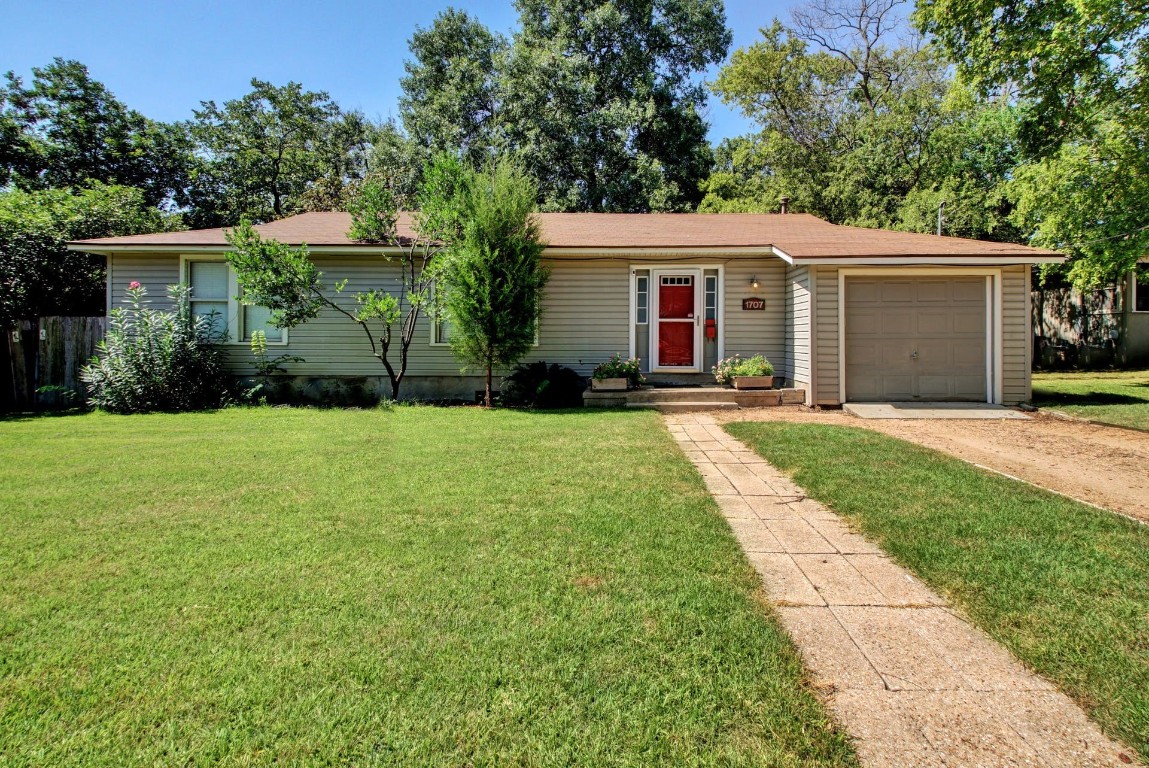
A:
[485,357,493,408]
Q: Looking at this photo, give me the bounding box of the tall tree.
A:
[708,0,1022,240]
[500,0,731,212]
[438,159,548,406]
[399,9,507,165]
[916,0,1149,153]
[917,0,1149,286]
[0,184,184,328]
[1,58,193,207]
[191,79,370,226]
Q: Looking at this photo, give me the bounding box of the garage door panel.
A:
[845,276,988,403]
[845,370,881,399]
[879,341,915,368]
[953,375,987,399]
[878,375,914,399]
[917,376,953,398]
[952,279,986,302]
[881,310,914,335]
[847,281,881,303]
[849,309,882,336]
[846,341,881,368]
[916,281,950,302]
[953,343,986,367]
[953,309,985,335]
[917,310,952,334]
[880,281,915,302]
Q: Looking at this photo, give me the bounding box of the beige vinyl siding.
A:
[723,259,787,379]
[1002,265,1031,404]
[108,253,181,312]
[813,266,840,405]
[785,266,812,394]
[534,259,630,373]
[107,253,631,377]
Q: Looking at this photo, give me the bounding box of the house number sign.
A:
[742,297,766,311]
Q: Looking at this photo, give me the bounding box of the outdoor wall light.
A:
[749,276,760,289]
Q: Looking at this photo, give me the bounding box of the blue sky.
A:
[1,0,786,143]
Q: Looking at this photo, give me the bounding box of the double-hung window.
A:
[184,258,284,344]
[1135,264,1149,313]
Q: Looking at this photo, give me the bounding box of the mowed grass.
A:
[1033,368,1149,430]
[725,422,1149,755]
[0,407,856,767]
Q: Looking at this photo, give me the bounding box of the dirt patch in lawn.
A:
[718,407,1149,524]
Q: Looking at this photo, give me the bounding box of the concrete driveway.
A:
[722,407,1149,524]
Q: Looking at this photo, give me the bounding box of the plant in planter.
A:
[712,354,774,389]
[592,353,646,390]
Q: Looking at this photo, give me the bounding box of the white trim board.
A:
[835,267,1003,405]
[630,262,725,373]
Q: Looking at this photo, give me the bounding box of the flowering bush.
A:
[593,353,645,387]
[82,282,233,413]
[712,354,774,385]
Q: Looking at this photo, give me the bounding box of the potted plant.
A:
[592,354,645,391]
[712,354,774,389]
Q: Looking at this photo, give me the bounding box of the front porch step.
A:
[584,386,806,410]
[628,386,739,404]
[628,401,741,413]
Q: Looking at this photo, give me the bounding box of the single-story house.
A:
[70,211,1061,406]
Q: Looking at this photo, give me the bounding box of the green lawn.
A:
[0,407,856,767]
[725,422,1149,756]
[1032,369,1149,430]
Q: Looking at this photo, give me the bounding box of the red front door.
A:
[658,275,696,368]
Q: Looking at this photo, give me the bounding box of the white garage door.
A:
[845,277,988,402]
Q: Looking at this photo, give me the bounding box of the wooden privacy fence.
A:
[1,317,106,412]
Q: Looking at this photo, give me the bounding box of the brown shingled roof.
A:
[69,211,1060,261]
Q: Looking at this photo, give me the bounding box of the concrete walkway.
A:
[665,413,1136,768]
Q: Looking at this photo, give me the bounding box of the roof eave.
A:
[792,254,1064,265]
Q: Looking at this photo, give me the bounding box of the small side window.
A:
[1136,265,1149,312]
[636,275,649,325]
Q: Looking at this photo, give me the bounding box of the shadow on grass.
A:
[1033,391,1149,406]
[0,408,93,423]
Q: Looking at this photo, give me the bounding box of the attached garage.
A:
[843,275,990,402]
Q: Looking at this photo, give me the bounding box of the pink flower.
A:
[128,281,141,290]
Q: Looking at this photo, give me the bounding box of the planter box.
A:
[591,377,629,391]
[732,375,774,390]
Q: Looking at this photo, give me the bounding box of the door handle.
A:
[911,350,918,359]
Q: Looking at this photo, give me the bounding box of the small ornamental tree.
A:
[439,160,548,406]
[224,154,468,400]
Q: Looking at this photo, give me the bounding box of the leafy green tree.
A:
[224,154,469,400]
[1,58,193,207]
[708,0,1025,241]
[500,0,731,212]
[399,9,507,165]
[0,184,184,329]
[191,79,370,226]
[917,0,1149,288]
[915,0,1149,153]
[438,159,548,406]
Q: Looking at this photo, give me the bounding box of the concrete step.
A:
[628,387,738,404]
[628,401,741,413]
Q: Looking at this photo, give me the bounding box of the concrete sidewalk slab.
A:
[843,402,1030,420]
[665,412,1136,767]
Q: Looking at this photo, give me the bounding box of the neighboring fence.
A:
[1,317,106,412]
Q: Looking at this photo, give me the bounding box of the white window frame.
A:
[180,255,288,346]
[635,274,649,325]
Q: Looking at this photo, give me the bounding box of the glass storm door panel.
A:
[658,275,697,367]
